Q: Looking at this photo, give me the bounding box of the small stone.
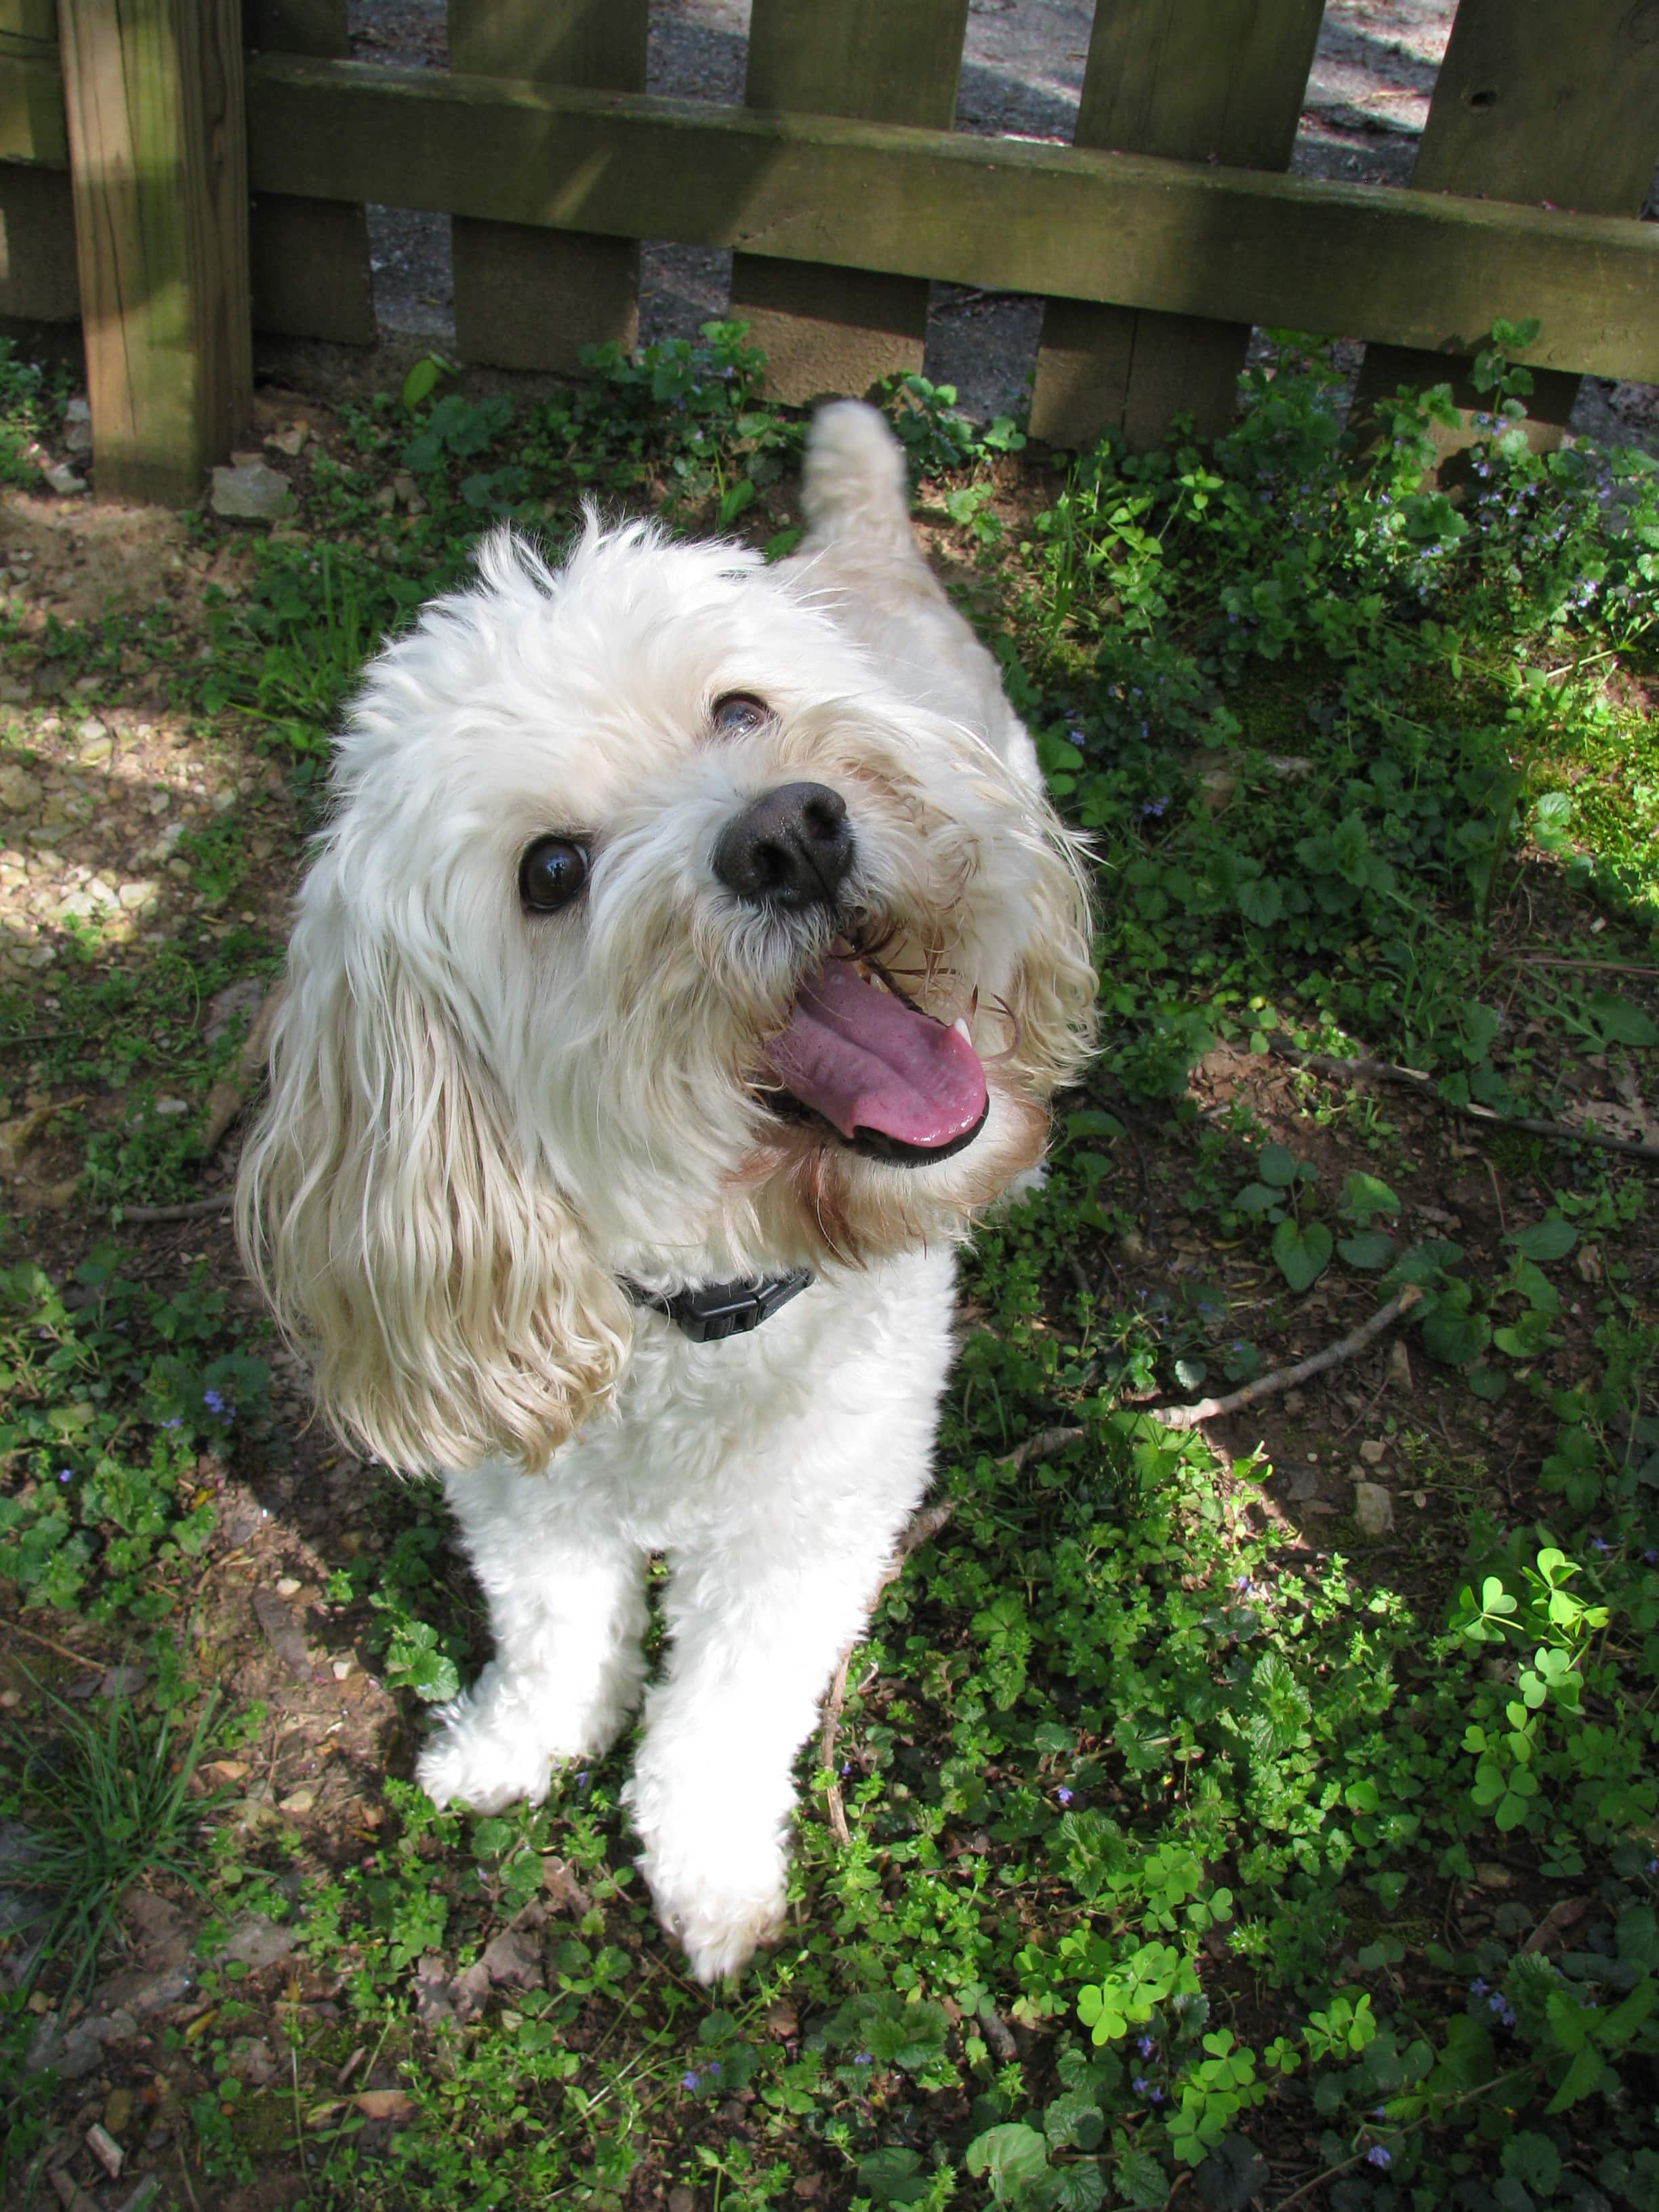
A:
[218,1910,298,1969]
[1475,1862,1514,1890]
[279,1787,316,1816]
[117,881,159,912]
[1386,1340,1412,1387]
[42,461,87,496]
[228,2035,278,2085]
[153,1097,190,1117]
[670,2191,696,2212]
[1353,1481,1394,1538]
[87,2123,124,2179]
[275,1575,302,1596]
[103,2087,134,2137]
[0,766,43,813]
[331,1656,354,1681]
[76,718,112,765]
[0,676,28,703]
[1358,1438,1387,1465]
[210,459,296,523]
[372,483,398,510]
[165,857,192,880]
[1282,1391,1307,1415]
[265,423,309,457]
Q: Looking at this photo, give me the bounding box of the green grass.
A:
[1,321,1657,2211]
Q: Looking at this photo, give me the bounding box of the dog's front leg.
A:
[626,1524,906,1984]
[418,1471,651,1816]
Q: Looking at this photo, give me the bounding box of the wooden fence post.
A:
[245,0,373,345]
[449,0,647,373]
[730,0,970,406]
[1351,0,1659,455]
[1029,0,1323,451]
[56,0,251,504]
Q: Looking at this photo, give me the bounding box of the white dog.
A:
[237,402,1095,1980]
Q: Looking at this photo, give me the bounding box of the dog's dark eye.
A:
[518,836,590,914]
[710,692,771,739]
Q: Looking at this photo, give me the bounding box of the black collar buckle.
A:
[626,1269,813,1344]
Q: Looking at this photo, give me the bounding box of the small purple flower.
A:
[57,1467,73,1483]
[1136,2036,1155,2058]
[1057,1786,1073,1806]
[202,1388,230,1420]
[1367,2147,1391,2170]
[1469,1978,1488,1998]
[854,2051,872,2065]
[1149,2088,1164,2106]
[161,1416,184,1430]
[681,2071,699,2091]
[1132,2076,1149,2095]
[1590,1537,1612,1554]
[1139,796,1169,819]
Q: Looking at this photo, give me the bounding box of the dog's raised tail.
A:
[800,400,914,555]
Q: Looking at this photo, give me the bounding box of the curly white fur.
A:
[238,401,1095,1980]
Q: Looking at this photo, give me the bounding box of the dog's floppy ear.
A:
[1004,809,1099,1103]
[236,900,631,1476]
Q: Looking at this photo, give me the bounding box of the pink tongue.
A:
[764,958,987,1151]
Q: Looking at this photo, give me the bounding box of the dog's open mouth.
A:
[760,954,989,1167]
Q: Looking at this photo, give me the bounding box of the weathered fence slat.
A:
[1029,0,1325,449]
[729,0,970,405]
[58,0,251,504]
[449,0,646,373]
[1353,0,1659,452]
[0,1,75,327]
[245,0,373,346]
[209,60,1659,388]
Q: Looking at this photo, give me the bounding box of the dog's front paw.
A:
[645,1854,789,1984]
[416,1668,570,1814]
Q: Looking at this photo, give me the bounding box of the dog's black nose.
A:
[712,782,854,910]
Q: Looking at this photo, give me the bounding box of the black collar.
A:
[624,1270,813,1344]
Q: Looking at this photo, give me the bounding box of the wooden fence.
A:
[1,0,1658,506]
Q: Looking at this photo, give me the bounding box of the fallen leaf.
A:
[354,2089,414,2121]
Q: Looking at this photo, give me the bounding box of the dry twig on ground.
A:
[1268,1039,1659,1163]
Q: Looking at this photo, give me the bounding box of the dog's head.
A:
[238,520,1095,1473]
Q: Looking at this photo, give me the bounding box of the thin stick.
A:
[1149,1286,1423,1431]
[1270,1040,1659,1163]
[119,1192,234,1223]
[819,1500,956,1845]
[7,1616,92,1668]
[1508,956,1658,975]
[1001,1423,1086,1472]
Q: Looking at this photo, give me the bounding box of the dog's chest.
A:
[537,1248,958,1547]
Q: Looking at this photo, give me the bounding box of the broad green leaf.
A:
[1236,877,1284,928]
[1258,1145,1298,1188]
[1422,1305,1491,1366]
[966,2123,1051,2200]
[1585,994,1659,1048]
[1509,1216,1576,1264]
[1272,1218,1332,1292]
[1336,1231,1394,1270]
[1339,1172,1401,1224]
